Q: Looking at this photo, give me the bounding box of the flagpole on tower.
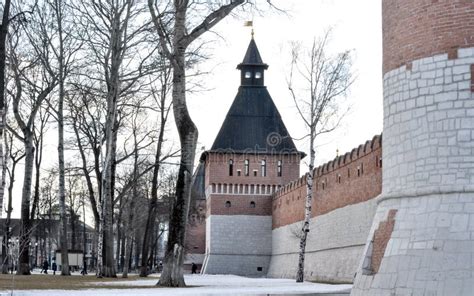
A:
[244,20,254,39]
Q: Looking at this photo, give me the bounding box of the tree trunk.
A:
[17,136,35,275]
[0,115,9,274]
[0,0,11,110]
[296,134,315,282]
[0,0,10,274]
[148,0,245,287]
[30,139,42,221]
[54,0,70,275]
[123,129,139,278]
[72,120,100,226]
[116,194,123,272]
[140,95,167,277]
[158,51,198,287]
[2,156,18,274]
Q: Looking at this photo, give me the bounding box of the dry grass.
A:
[0,273,158,290]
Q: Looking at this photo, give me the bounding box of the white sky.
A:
[189,0,383,166]
[3,0,383,218]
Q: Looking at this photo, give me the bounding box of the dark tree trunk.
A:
[0,0,11,110]
[0,0,11,274]
[148,0,245,287]
[17,137,35,275]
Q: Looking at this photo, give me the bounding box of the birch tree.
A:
[42,0,82,275]
[288,32,353,282]
[1,131,25,274]
[72,0,157,277]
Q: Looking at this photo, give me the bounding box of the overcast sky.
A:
[190,0,383,167]
[3,0,383,219]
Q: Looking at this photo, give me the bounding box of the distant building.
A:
[0,216,95,270]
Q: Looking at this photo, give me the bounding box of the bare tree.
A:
[140,64,172,277]
[288,31,353,282]
[121,107,141,278]
[8,16,58,273]
[37,170,59,269]
[67,88,104,230]
[43,0,82,276]
[71,0,158,277]
[148,0,255,286]
[1,131,25,274]
[31,106,50,222]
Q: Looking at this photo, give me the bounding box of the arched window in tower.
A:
[277,160,282,177]
[229,159,233,176]
[250,201,256,208]
[225,201,231,208]
[261,160,267,177]
[245,71,251,79]
[255,72,262,79]
[244,159,249,176]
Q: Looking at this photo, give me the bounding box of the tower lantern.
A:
[237,39,268,87]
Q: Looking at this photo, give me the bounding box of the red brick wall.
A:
[383,0,474,73]
[204,153,301,188]
[207,194,272,216]
[204,152,301,218]
[185,200,206,254]
[272,135,382,229]
[370,209,397,274]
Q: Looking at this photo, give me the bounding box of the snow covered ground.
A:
[0,274,352,295]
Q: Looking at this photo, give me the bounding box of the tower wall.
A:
[202,153,300,276]
[352,1,474,295]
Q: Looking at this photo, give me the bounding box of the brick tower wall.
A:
[202,152,301,276]
[352,1,474,295]
[268,136,382,283]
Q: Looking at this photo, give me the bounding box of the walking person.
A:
[81,260,87,275]
[191,262,197,274]
[42,260,49,274]
[52,261,57,275]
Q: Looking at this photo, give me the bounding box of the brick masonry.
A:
[201,136,382,280]
[351,1,474,293]
[382,0,474,74]
[201,151,301,275]
[370,209,397,274]
[272,135,382,229]
[184,199,206,268]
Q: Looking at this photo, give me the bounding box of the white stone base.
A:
[268,199,377,283]
[202,215,272,276]
[351,193,474,296]
[202,254,271,276]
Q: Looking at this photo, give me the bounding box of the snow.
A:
[0,274,352,295]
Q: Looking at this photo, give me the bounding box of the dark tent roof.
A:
[210,87,300,154]
[190,162,205,201]
[237,39,268,69]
